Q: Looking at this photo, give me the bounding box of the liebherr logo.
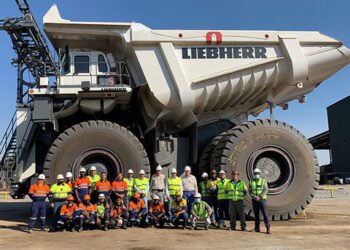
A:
[182,47,267,59]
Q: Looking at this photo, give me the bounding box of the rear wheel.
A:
[212,119,319,220]
[43,120,150,183]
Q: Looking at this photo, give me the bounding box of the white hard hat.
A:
[117,218,123,226]
[194,193,202,198]
[98,193,105,199]
[89,166,96,171]
[38,174,45,180]
[139,169,145,175]
[128,169,134,174]
[153,195,160,200]
[253,168,261,174]
[201,172,208,178]
[156,165,162,171]
[184,166,191,171]
[66,172,73,178]
[80,167,86,172]
[171,168,177,174]
[57,174,64,180]
[219,170,226,175]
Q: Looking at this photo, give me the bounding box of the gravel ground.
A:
[315,184,350,199]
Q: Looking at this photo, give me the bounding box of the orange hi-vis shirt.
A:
[128,199,145,213]
[78,202,96,213]
[74,177,91,191]
[66,181,75,191]
[149,202,165,213]
[28,182,49,200]
[60,203,79,216]
[111,204,126,217]
[111,180,128,194]
[94,180,111,193]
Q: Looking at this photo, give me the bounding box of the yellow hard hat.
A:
[175,191,181,197]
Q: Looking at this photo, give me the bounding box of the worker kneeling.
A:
[149,195,168,228]
[110,196,128,229]
[170,191,189,229]
[95,193,110,231]
[57,195,80,231]
[190,193,212,230]
[128,192,148,227]
[77,194,96,231]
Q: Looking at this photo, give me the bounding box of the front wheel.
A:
[211,119,319,220]
[43,120,150,183]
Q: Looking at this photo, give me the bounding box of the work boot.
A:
[230,227,236,231]
[205,224,209,231]
[41,227,47,232]
[266,226,271,234]
[241,227,249,232]
[254,227,260,233]
[28,229,33,234]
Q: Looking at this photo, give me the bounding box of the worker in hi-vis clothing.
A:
[249,168,271,234]
[74,167,91,203]
[134,169,149,211]
[226,170,248,231]
[217,170,230,228]
[49,174,71,231]
[27,174,50,233]
[123,169,135,208]
[166,168,183,215]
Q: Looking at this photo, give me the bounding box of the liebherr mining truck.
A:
[0,0,349,220]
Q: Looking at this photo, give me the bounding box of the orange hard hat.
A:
[133,192,140,199]
[67,195,74,201]
[83,194,91,201]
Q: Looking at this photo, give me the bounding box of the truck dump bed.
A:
[44,4,350,130]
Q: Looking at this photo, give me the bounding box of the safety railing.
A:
[0,112,16,166]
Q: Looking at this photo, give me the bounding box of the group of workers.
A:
[27,165,270,234]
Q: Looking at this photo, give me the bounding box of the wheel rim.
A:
[72,147,122,181]
[247,146,295,195]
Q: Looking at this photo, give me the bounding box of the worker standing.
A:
[27,174,50,233]
[207,169,219,225]
[88,166,100,190]
[134,169,149,211]
[57,195,80,231]
[150,165,167,204]
[148,195,168,228]
[95,193,110,231]
[110,196,128,229]
[65,172,75,191]
[77,194,96,231]
[94,172,111,205]
[123,169,135,208]
[190,193,212,230]
[170,191,189,229]
[112,172,128,205]
[166,168,183,215]
[181,166,198,212]
[199,172,209,202]
[128,192,148,227]
[49,174,71,231]
[227,170,248,231]
[249,168,271,234]
[217,170,230,228]
[74,167,91,204]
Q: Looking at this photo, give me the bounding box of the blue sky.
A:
[0,0,349,164]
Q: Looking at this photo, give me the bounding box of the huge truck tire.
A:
[198,131,227,174]
[43,120,150,183]
[211,119,319,220]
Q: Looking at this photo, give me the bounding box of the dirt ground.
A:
[0,186,350,250]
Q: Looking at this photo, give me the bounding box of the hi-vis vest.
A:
[227,180,247,201]
[167,177,181,196]
[217,179,230,200]
[50,183,71,200]
[192,201,208,220]
[199,181,208,197]
[123,178,135,197]
[249,178,267,200]
[135,178,149,193]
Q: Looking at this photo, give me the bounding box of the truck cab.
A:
[58,50,131,94]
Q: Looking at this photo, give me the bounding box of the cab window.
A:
[74,55,90,74]
[98,55,108,73]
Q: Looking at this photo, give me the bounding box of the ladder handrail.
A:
[0,112,17,163]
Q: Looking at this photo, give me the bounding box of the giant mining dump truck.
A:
[0,0,349,220]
